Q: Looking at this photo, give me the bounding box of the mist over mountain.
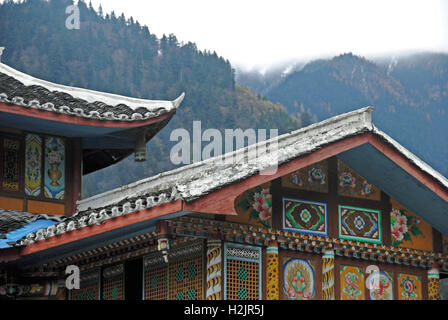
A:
[0,0,300,197]
[1,0,447,197]
[237,52,448,178]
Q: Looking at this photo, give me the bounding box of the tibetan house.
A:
[0,63,448,301]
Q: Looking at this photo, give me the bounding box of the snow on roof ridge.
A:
[0,62,184,111]
[77,106,374,211]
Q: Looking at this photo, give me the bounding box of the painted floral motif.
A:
[340,266,364,300]
[290,173,303,187]
[339,171,356,188]
[391,208,423,246]
[308,168,325,184]
[283,258,315,300]
[337,160,379,200]
[343,272,363,299]
[236,186,272,228]
[361,181,373,196]
[282,160,328,193]
[253,189,272,222]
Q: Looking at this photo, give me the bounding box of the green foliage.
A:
[237,197,251,211]
[0,0,300,197]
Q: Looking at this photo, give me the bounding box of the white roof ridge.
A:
[77,106,375,211]
[372,125,448,189]
[0,62,184,111]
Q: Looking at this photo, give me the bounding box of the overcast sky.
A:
[85,1,447,71]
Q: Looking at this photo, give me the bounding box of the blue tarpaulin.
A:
[0,220,58,249]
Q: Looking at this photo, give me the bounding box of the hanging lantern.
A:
[134,130,146,162]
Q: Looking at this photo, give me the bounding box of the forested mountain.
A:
[0,0,300,197]
[2,0,447,197]
[239,53,448,179]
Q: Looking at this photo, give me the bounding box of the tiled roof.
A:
[0,63,184,122]
[6,106,448,249]
[0,209,65,248]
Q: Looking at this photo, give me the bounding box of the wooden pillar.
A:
[428,265,441,300]
[266,241,279,300]
[206,238,223,300]
[322,249,335,300]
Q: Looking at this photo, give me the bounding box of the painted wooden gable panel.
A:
[390,198,433,252]
[337,159,380,200]
[281,159,328,193]
[339,205,381,244]
[283,198,328,236]
[231,182,272,228]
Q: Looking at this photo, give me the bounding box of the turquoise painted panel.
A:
[44,137,65,199]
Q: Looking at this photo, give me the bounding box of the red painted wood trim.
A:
[367,134,448,203]
[0,102,175,128]
[183,133,371,215]
[19,199,183,256]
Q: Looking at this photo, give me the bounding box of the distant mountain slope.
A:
[0,0,300,197]
[240,53,448,178]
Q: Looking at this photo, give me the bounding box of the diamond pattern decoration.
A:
[238,266,249,283]
[176,291,184,300]
[150,275,158,289]
[283,198,328,236]
[187,263,197,280]
[339,205,381,243]
[175,266,184,283]
[187,288,197,300]
[237,286,249,300]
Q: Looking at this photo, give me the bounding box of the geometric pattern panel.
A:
[167,240,204,300]
[224,244,261,300]
[1,137,21,192]
[102,265,124,300]
[232,182,272,228]
[390,198,433,251]
[340,265,365,300]
[281,160,328,193]
[368,270,393,300]
[25,134,42,196]
[44,137,65,199]
[169,256,203,300]
[69,269,100,300]
[337,159,380,200]
[283,198,328,236]
[70,285,99,300]
[397,273,422,300]
[144,257,168,300]
[282,257,316,300]
[339,205,382,244]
